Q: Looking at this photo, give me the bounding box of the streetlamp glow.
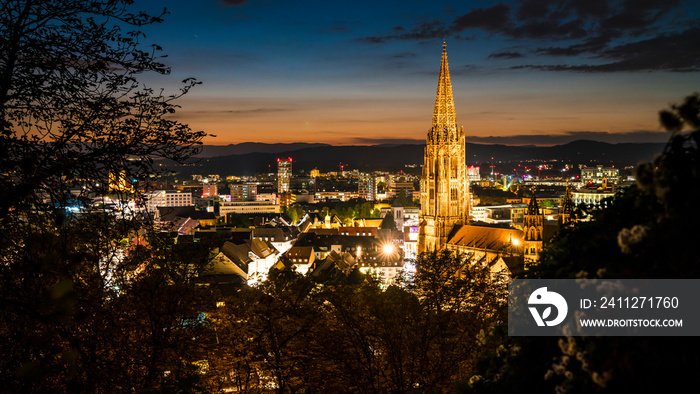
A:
[382,243,395,255]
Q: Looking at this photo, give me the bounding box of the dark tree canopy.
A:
[0,0,208,214]
[0,1,212,392]
[465,93,700,394]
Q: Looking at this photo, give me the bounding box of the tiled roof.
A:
[447,225,523,250]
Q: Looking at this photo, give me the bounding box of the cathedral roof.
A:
[447,225,522,251]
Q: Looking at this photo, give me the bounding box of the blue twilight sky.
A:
[137,0,700,145]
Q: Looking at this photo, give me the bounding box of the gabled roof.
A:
[221,241,254,271]
[286,246,314,259]
[252,226,296,242]
[249,238,279,259]
[204,251,248,278]
[158,206,215,221]
[447,225,522,251]
[311,251,356,277]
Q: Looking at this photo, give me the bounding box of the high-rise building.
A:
[277,157,292,194]
[417,43,469,254]
[358,174,377,201]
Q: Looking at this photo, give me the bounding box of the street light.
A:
[382,243,395,255]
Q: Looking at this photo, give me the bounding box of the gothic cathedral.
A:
[417,43,469,254]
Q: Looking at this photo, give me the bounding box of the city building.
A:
[155,206,217,235]
[251,226,298,255]
[358,174,377,201]
[202,183,217,197]
[418,43,470,254]
[277,157,292,194]
[388,181,414,200]
[279,192,296,209]
[217,239,280,286]
[290,176,315,193]
[276,246,315,275]
[144,190,193,214]
[217,201,281,216]
[468,166,481,182]
[581,165,620,184]
[572,186,616,207]
[231,182,257,201]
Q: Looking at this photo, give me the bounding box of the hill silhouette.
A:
[172,140,665,176]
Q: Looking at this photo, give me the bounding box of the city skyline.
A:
[139,0,700,146]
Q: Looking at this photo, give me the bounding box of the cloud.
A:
[536,33,617,56]
[346,138,426,145]
[518,27,700,72]
[221,0,246,6]
[601,0,681,32]
[357,20,448,43]
[466,130,670,145]
[393,52,417,58]
[358,0,697,73]
[452,3,511,32]
[321,27,348,33]
[489,51,524,59]
[178,108,290,120]
[356,36,386,44]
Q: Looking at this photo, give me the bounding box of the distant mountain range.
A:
[173,140,666,176]
[196,142,331,158]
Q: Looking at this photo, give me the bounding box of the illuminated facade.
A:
[523,190,544,265]
[467,166,481,182]
[277,157,292,194]
[358,174,377,201]
[417,43,469,254]
[144,190,193,213]
[581,165,620,184]
[231,182,257,201]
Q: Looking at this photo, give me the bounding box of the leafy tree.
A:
[226,212,252,228]
[0,1,210,392]
[284,204,304,224]
[464,94,700,393]
[380,211,397,230]
[0,0,206,214]
[355,201,374,218]
[203,251,506,392]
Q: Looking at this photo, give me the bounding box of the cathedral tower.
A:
[524,189,544,265]
[559,185,576,226]
[417,43,469,254]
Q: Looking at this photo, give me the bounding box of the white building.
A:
[144,190,193,214]
[468,166,481,182]
[218,201,281,215]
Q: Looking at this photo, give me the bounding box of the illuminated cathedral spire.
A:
[418,42,469,254]
[430,42,457,142]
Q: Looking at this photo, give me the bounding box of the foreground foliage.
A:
[205,251,507,393]
[465,93,700,393]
